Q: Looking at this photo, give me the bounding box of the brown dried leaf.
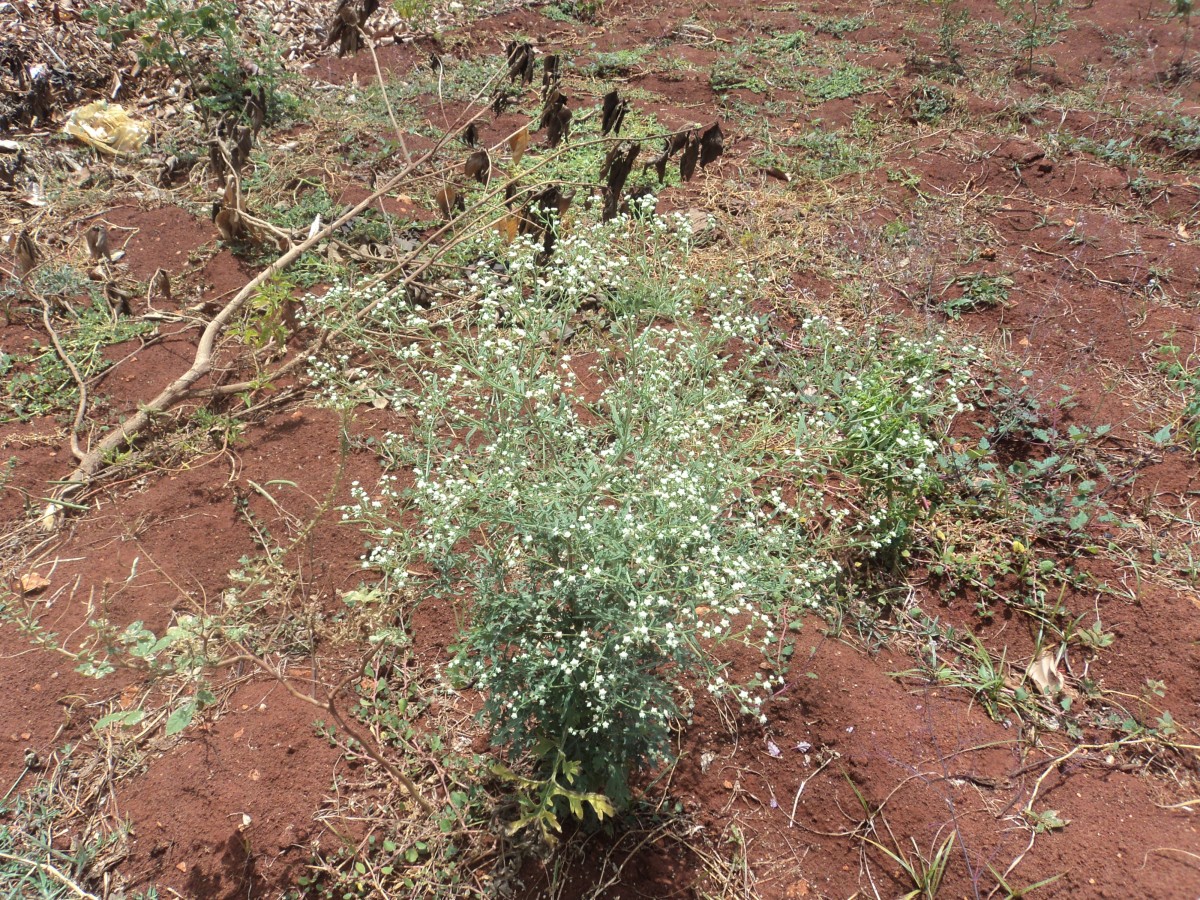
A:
[601,90,627,136]
[464,149,490,184]
[497,214,518,244]
[436,184,464,219]
[699,122,724,168]
[542,55,561,95]
[601,142,640,221]
[546,104,571,149]
[510,126,529,167]
[1027,649,1064,697]
[679,132,699,181]
[19,572,50,595]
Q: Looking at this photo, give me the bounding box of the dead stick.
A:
[222,650,435,815]
[39,297,88,462]
[48,148,440,510]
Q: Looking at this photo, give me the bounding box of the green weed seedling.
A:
[942,272,1011,318]
[805,65,875,102]
[997,0,1071,76]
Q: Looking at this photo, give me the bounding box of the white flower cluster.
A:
[333,208,984,750]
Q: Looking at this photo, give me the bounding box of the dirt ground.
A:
[3,0,1200,896]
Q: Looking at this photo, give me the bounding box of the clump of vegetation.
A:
[932,0,970,67]
[1165,0,1195,81]
[84,0,292,121]
[1,274,153,423]
[1155,337,1200,450]
[329,203,979,830]
[814,15,868,38]
[0,787,113,898]
[907,80,954,122]
[997,0,1070,75]
[805,65,874,101]
[942,272,1012,318]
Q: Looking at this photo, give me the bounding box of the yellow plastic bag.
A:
[63,101,150,156]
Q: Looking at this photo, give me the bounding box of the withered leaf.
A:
[699,122,724,168]
[601,142,640,222]
[679,132,699,181]
[542,55,561,95]
[601,90,627,136]
[518,184,572,255]
[519,185,562,235]
[646,140,673,183]
[497,214,518,244]
[464,149,491,184]
[491,87,516,116]
[510,126,530,166]
[436,183,465,219]
[539,86,564,131]
[546,102,571,149]
[19,572,50,595]
[1027,650,1064,697]
[462,122,479,148]
[506,41,535,84]
[504,179,521,208]
[620,183,655,218]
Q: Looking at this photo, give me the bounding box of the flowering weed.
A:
[334,204,978,823]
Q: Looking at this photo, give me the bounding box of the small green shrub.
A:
[908,81,953,123]
[1155,339,1200,450]
[328,205,978,828]
[806,65,874,101]
[814,15,868,37]
[943,272,1012,318]
[997,0,1070,74]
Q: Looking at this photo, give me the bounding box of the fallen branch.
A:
[42,58,520,517]
[46,149,437,519]
[39,296,88,462]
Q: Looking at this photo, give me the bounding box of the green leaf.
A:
[583,792,616,822]
[1151,424,1172,445]
[94,709,146,731]
[165,700,198,736]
